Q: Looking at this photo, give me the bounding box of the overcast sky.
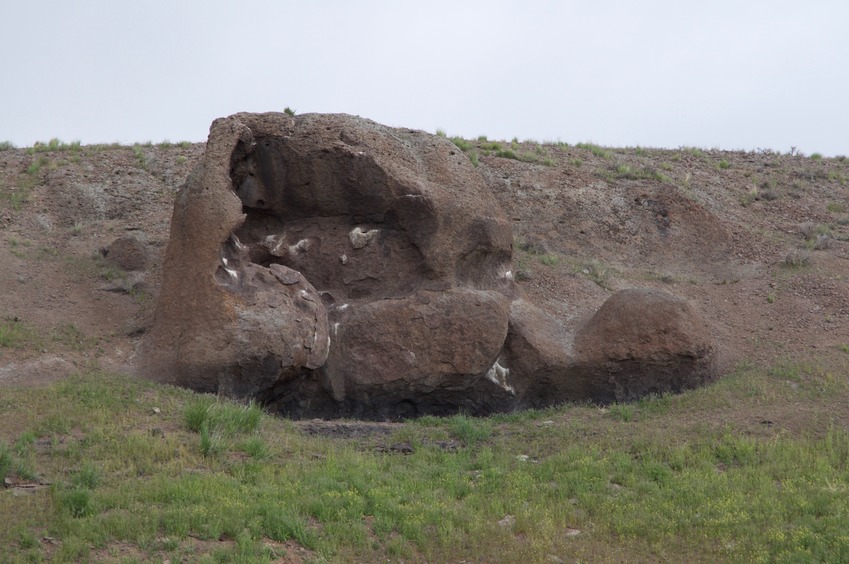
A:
[2,1,847,155]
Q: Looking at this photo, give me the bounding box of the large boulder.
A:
[139,112,721,418]
[572,289,720,402]
[139,112,517,416]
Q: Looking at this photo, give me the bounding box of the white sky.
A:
[2,1,847,155]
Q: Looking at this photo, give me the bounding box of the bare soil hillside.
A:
[1,136,847,403]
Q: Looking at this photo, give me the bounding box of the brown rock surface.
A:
[135,112,724,418]
[139,112,522,416]
[572,288,720,402]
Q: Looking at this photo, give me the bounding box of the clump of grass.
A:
[72,464,101,489]
[740,186,760,207]
[826,202,846,214]
[27,139,82,153]
[568,158,582,167]
[0,318,44,350]
[606,403,635,422]
[573,260,614,289]
[176,155,188,165]
[612,164,671,182]
[0,442,12,482]
[717,159,731,169]
[538,253,560,266]
[435,128,447,138]
[800,223,833,250]
[449,137,473,152]
[495,148,520,161]
[132,144,148,169]
[185,397,263,456]
[576,142,611,159]
[469,151,480,168]
[783,249,811,268]
[448,414,491,446]
[0,141,15,151]
[57,487,95,518]
[810,152,823,160]
[681,146,706,158]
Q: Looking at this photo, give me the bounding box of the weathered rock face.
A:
[139,112,721,419]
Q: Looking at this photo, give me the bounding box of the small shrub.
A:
[783,249,811,268]
[0,141,15,151]
[810,152,823,160]
[58,487,95,518]
[435,129,447,138]
[800,223,833,249]
[760,188,781,201]
[568,158,582,167]
[176,155,188,165]
[740,187,759,207]
[469,151,479,168]
[812,234,833,250]
[283,107,296,116]
[71,221,84,236]
[718,159,731,169]
[826,202,846,213]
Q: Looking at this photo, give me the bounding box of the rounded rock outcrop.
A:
[572,288,720,402]
[138,112,722,419]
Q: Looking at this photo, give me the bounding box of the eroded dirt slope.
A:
[0,137,847,389]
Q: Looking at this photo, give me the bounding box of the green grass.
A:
[1,358,849,562]
[612,164,672,182]
[0,318,99,357]
[449,136,473,152]
[576,142,611,159]
[571,259,615,289]
[27,138,82,154]
[0,141,15,151]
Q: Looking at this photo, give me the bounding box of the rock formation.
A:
[139,112,720,418]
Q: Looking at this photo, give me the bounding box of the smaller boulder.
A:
[103,235,149,271]
[572,288,719,402]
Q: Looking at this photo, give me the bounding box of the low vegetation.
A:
[1,359,848,562]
